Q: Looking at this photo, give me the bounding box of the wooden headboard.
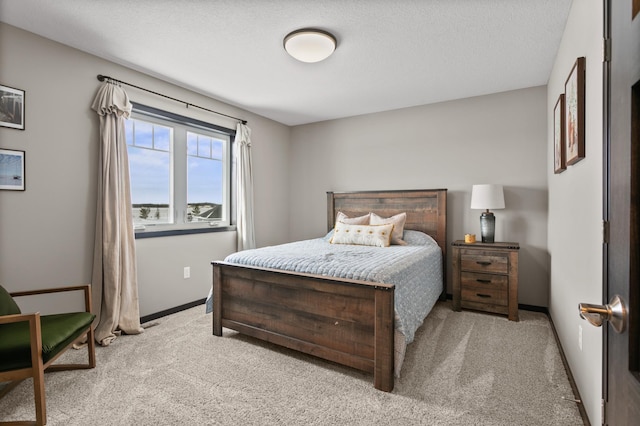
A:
[326,189,448,260]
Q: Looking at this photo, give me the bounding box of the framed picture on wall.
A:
[0,85,25,130]
[0,148,25,191]
[564,57,585,166]
[554,94,566,174]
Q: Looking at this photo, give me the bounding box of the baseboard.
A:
[140,298,206,325]
[518,303,590,424]
[518,303,548,313]
[445,294,588,423]
[547,313,591,426]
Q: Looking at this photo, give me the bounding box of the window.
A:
[125,103,234,235]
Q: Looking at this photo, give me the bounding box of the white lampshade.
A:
[470,184,505,210]
[284,29,336,63]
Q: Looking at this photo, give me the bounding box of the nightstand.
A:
[452,240,520,321]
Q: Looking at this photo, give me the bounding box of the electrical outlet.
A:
[183,266,191,279]
[578,324,583,351]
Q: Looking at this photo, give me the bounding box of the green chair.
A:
[0,284,96,426]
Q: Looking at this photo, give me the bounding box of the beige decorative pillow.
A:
[336,211,370,225]
[370,212,407,245]
[330,223,394,247]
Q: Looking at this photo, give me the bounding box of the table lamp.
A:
[470,184,505,243]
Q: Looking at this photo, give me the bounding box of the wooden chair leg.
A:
[87,328,96,368]
[33,366,46,426]
[28,314,46,425]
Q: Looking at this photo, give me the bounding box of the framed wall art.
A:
[0,148,25,191]
[554,94,566,174]
[564,57,585,165]
[0,85,25,130]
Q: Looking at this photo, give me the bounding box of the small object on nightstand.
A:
[464,234,476,243]
[451,240,519,321]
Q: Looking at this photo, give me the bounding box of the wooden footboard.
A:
[212,261,395,392]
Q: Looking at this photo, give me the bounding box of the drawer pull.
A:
[476,279,492,284]
[476,261,492,266]
[476,293,492,298]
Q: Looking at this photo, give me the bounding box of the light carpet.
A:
[0,302,583,425]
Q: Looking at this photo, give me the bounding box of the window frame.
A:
[128,102,236,239]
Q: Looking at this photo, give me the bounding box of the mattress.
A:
[207,230,442,344]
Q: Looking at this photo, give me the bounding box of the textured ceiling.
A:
[0,0,572,126]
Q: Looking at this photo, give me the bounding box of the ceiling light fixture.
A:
[283,28,337,63]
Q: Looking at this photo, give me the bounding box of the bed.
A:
[210,189,447,392]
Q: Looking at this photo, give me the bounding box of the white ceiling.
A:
[0,0,572,126]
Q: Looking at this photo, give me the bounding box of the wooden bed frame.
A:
[212,189,447,392]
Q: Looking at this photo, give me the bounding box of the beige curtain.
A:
[91,82,143,346]
[235,123,255,251]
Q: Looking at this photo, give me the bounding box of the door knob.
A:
[578,294,627,334]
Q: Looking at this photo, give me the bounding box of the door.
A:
[603,0,640,424]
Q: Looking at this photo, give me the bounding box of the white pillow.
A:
[330,223,394,247]
[336,211,370,225]
[370,212,407,245]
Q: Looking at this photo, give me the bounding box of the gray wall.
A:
[289,87,549,305]
[0,23,292,316]
[547,1,603,424]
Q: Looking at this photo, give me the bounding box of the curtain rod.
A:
[97,74,247,125]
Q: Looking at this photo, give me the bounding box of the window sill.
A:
[134,225,236,239]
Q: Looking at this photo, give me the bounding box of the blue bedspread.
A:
[206,230,442,343]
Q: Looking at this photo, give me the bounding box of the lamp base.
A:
[480,211,496,243]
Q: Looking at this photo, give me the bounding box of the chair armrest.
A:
[0,312,43,381]
[10,284,93,314]
[0,312,39,325]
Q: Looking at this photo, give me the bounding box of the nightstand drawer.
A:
[460,271,508,289]
[461,290,508,307]
[461,273,508,306]
[460,252,509,274]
